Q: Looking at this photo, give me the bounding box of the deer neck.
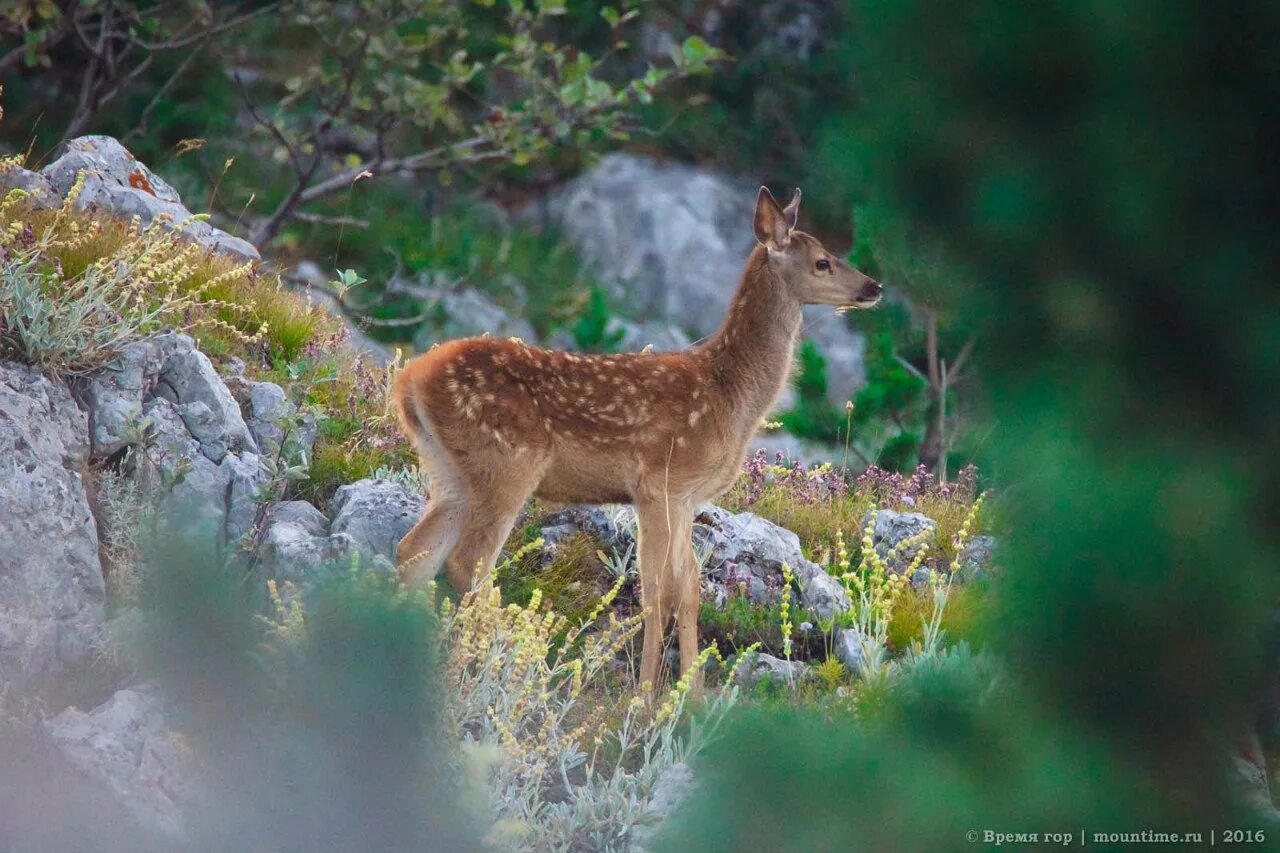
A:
[702,245,803,428]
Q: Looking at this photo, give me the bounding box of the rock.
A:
[0,163,58,206]
[0,361,108,701]
[861,508,938,572]
[630,762,695,852]
[226,378,316,459]
[73,339,153,459]
[286,264,393,366]
[44,685,194,838]
[160,344,257,456]
[257,521,356,590]
[222,452,267,543]
[406,276,536,349]
[794,568,850,623]
[541,504,638,558]
[540,153,866,403]
[0,364,107,700]
[739,652,814,689]
[41,135,260,261]
[801,307,867,405]
[610,318,692,353]
[330,478,426,565]
[835,627,868,673]
[696,505,850,619]
[543,153,755,336]
[140,397,229,540]
[178,401,229,462]
[266,500,330,538]
[954,535,997,582]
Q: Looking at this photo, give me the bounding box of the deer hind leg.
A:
[396,413,468,587]
[443,452,546,593]
[675,537,704,693]
[635,498,695,692]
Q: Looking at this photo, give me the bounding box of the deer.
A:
[391,186,882,690]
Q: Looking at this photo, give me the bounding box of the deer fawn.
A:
[392,186,882,689]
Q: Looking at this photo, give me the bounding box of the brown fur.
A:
[392,187,881,689]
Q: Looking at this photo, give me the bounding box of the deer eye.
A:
[816,258,832,272]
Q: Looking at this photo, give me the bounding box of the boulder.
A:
[0,163,58,206]
[73,340,156,459]
[543,153,754,336]
[330,478,426,566]
[0,363,106,698]
[257,521,356,590]
[739,652,814,689]
[696,505,850,619]
[541,504,638,558]
[265,500,330,538]
[954,535,997,582]
[44,685,194,838]
[834,627,869,673]
[160,344,257,456]
[405,275,536,349]
[222,452,268,543]
[224,377,316,460]
[861,508,938,572]
[41,135,259,261]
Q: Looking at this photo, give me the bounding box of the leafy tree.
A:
[231,0,721,247]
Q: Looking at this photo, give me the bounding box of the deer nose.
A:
[866,280,883,297]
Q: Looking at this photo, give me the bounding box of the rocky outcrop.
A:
[331,479,427,568]
[860,508,938,573]
[539,501,851,620]
[43,685,195,839]
[0,362,107,699]
[40,135,259,261]
[697,505,850,620]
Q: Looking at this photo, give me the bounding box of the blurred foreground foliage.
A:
[662,0,1280,847]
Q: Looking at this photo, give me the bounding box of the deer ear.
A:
[782,188,801,231]
[754,186,791,250]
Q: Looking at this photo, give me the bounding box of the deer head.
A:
[753,186,883,310]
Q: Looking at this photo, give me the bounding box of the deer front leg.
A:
[635,498,699,693]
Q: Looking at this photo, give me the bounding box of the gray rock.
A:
[223,376,315,460]
[834,627,868,673]
[44,685,194,838]
[861,508,938,572]
[544,153,754,336]
[257,522,356,589]
[42,135,259,261]
[794,568,851,623]
[739,652,814,689]
[178,401,229,462]
[73,339,152,459]
[801,307,867,405]
[954,535,997,582]
[160,345,257,455]
[0,363,106,699]
[541,153,867,403]
[406,276,536,349]
[696,504,850,619]
[140,397,229,540]
[541,504,638,557]
[223,452,267,543]
[610,318,693,353]
[266,500,330,538]
[330,478,426,564]
[630,762,695,852]
[0,164,58,206]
